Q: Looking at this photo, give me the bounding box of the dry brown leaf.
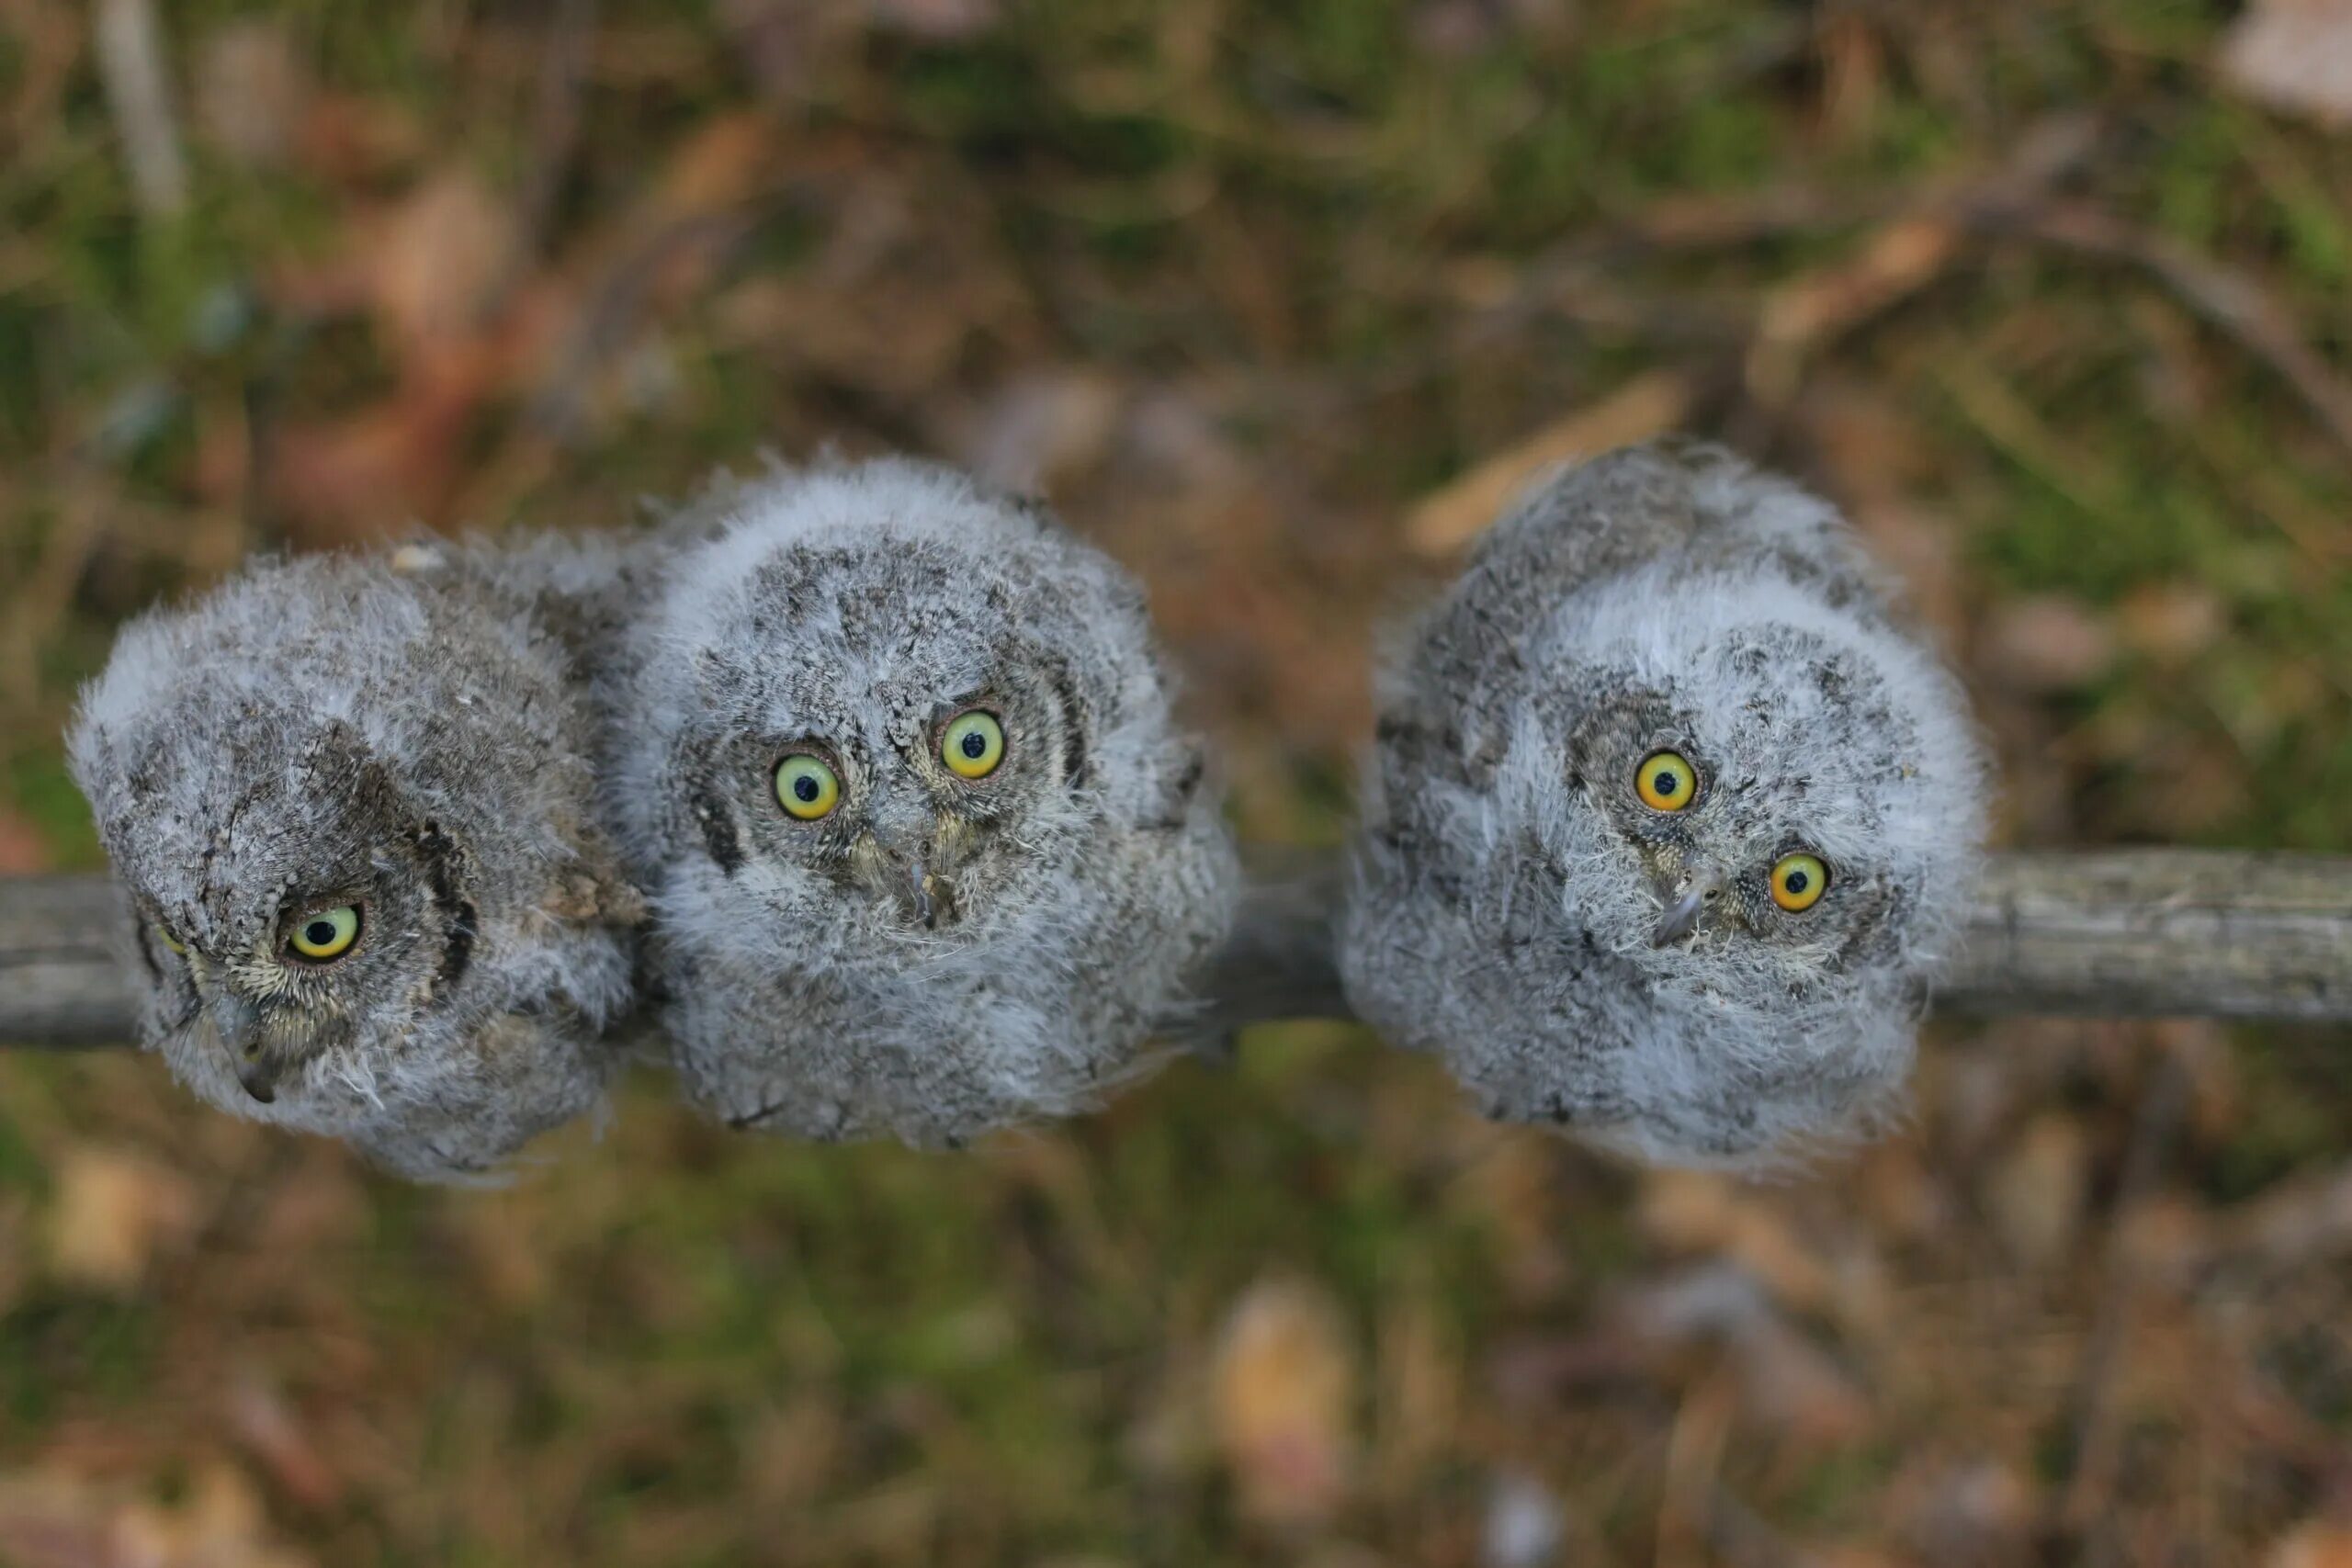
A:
[1638,1169,1834,1312]
[2271,1522,2352,1568]
[195,20,311,169]
[1211,1276,1356,1529]
[2226,1162,2352,1264]
[1891,1456,2037,1566]
[1803,377,1942,502]
[1481,1472,1566,1568]
[2117,581,2226,665]
[1737,1317,1873,1444]
[1406,371,1692,554]
[956,370,1126,493]
[1411,0,1506,57]
[228,1371,345,1511]
[290,89,426,186]
[366,170,519,352]
[0,1467,311,1568]
[746,1397,843,1511]
[2222,0,2352,128]
[646,108,783,222]
[269,339,510,537]
[1852,499,1966,646]
[1371,1291,1457,1492]
[1749,218,1962,402]
[1617,1263,1872,1445]
[0,807,52,875]
[1977,593,2115,693]
[1981,1112,2088,1270]
[45,1145,197,1292]
[865,0,1000,40]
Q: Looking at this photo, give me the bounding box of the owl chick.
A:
[1340,442,1987,1165]
[66,547,644,1180]
[614,457,1238,1145]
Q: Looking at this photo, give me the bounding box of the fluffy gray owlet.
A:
[1340,442,1988,1165]
[66,547,645,1181]
[613,457,1239,1145]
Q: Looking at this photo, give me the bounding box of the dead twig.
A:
[1405,372,1696,554]
[2055,1033,2196,1541]
[93,0,187,219]
[1957,200,2352,465]
[494,0,601,310]
[14,849,2352,1048]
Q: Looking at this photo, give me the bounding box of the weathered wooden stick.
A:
[4,850,2348,1048]
[1192,847,2352,1036]
[1,875,133,1047]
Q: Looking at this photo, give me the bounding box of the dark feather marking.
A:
[690,773,746,875]
[1047,662,1090,789]
[414,822,478,991]
[1146,749,1207,830]
[1171,750,1204,806]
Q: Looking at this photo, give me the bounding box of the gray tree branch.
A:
[4,850,2348,1049]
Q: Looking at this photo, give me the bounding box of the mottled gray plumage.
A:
[615,457,1238,1145]
[1341,442,1988,1165]
[66,546,644,1180]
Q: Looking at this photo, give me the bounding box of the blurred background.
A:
[2,0,2351,1562]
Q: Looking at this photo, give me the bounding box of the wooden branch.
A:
[4,850,2348,1049]
[1194,847,2352,1034]
[1,875,133,1047]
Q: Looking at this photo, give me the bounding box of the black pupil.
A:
[1783,870,1810,895]
[1652,770,1679,795]
[306,919,337,946]
[793,773,820,802]
[961,728,988,760]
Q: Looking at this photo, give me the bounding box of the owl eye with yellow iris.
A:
[154,924,186,956]
[1635,750,1697,812]
[941,710,1005,780]
[287,904,362,962]
[1770,852,1829,912]
[775,753,841,821]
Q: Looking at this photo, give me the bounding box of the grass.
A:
[1,0,2350,1562]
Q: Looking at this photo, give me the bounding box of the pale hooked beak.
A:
[1650,873,1719,948]
[908,859,936,931]
[210,992,279,1103]
[897,855,957,931]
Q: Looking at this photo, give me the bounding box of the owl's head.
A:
[1357,448,1989,1164]
[65,557,613,1134]
[626,459,1192,965]
[1440,557,1983,1160]
[99,724,485,1107]
[1512,564,1982,994]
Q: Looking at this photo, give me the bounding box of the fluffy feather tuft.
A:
[613,457,1238,1145]
[1341,441,1989,1165]
[67,547,644,1180]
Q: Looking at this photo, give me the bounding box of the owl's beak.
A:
[890,856,957,931]
[859,823,960,931]
[235,1055,282,1104]
[907,859,936,931]
[1650,873,1719,948]
[209,992,279,1103]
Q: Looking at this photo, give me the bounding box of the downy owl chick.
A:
[67,547,645,1180]
[615,457,1238,1145]
[1340,442,1987,1165]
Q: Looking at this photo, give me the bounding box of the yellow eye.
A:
[1770,853,1829,913]
[1635,750,1697,812]
[775,754,841,820]
[287,905,362,961]
[155,925,185,955]
[941,711,1005,780]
